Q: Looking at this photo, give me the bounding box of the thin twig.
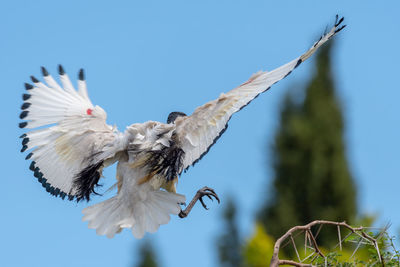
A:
[314,224,323,239]
[291,234,301,262]
[307,229,324,258]
[350,237,363,259]
[337,225,342,251]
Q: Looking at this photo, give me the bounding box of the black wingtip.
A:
[58,64,65,75]
[30,76,39,83]
[29,161,36,171]
[19,122,28,128]
[54,188,61,197]
[294,59,302,69]
[25,152,33,160]
[335,24,347,34]
[41,66,49,77]
[22,94,31,101]
[334,15,345,27]
[20,111,29,119]
[34,169,42,179]
[21,145,28,152]
[20,133,27,139]
[21,102,31,110]
[45,183,52,192]
[24,83,33,90]
[78,69,85,81]
[22,137,29,146]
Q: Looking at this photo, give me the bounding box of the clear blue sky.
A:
[1,1,399,266]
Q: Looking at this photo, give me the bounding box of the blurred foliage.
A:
[258,41,357,247]
[243,223,276,267]
[217,196,245,267]
[135,240,158,267]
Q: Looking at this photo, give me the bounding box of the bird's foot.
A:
[179,186,220,218]
[197,186,220,210]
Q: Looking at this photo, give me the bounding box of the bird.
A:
[19,16,345,239]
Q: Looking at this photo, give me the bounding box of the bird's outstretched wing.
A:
[175,16,345,170]
[19,66,127,201]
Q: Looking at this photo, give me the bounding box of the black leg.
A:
[179,186,220,218]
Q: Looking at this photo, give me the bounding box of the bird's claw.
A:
[197,186,220,210]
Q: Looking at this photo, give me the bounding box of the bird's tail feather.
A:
[82,190,185,238]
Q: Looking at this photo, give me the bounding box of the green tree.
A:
[258,41,357,246]
[217,196,244,267]
[243,223,276,267]
[135,240,158,267]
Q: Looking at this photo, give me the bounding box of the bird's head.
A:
[167,112,187,124]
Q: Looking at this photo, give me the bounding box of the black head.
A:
[167,112,187,124]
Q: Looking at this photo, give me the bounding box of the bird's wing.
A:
[19,66,128,201]
[175,16,345,170]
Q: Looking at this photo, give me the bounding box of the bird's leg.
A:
[179,186,220,218]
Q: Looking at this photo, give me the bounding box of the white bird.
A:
[19,16,345,238]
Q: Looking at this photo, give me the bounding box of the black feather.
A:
[46,183,52,192]
[146,139,185,181]
[294,59,302,69]
[21,102,31,110]
[19,122,28,128]
[30,76,39,83]
[20,111,29,119]
[54,188,60,197]
[335,25,346,34]
[58,64,65,75]
[29,161,35,171]
[73,160,104,202]
[34,169,42,178]
[22,94,31,101]
[25,152,33,160]
[24,83,33,90]
[20,145,28,152]
[22,137,29,146]
[335,15,344,27]
[79,69,85,81]
[41,66,49,77]
[20,133,27,139]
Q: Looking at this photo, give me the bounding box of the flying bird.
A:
[19,16,345,238]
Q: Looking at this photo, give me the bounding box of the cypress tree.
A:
[217,196,244,267]
[135,240,158,267]
[258,41,357,246]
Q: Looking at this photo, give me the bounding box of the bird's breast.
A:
[126,132,185,193]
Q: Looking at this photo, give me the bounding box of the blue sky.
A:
[1,1,399,266]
